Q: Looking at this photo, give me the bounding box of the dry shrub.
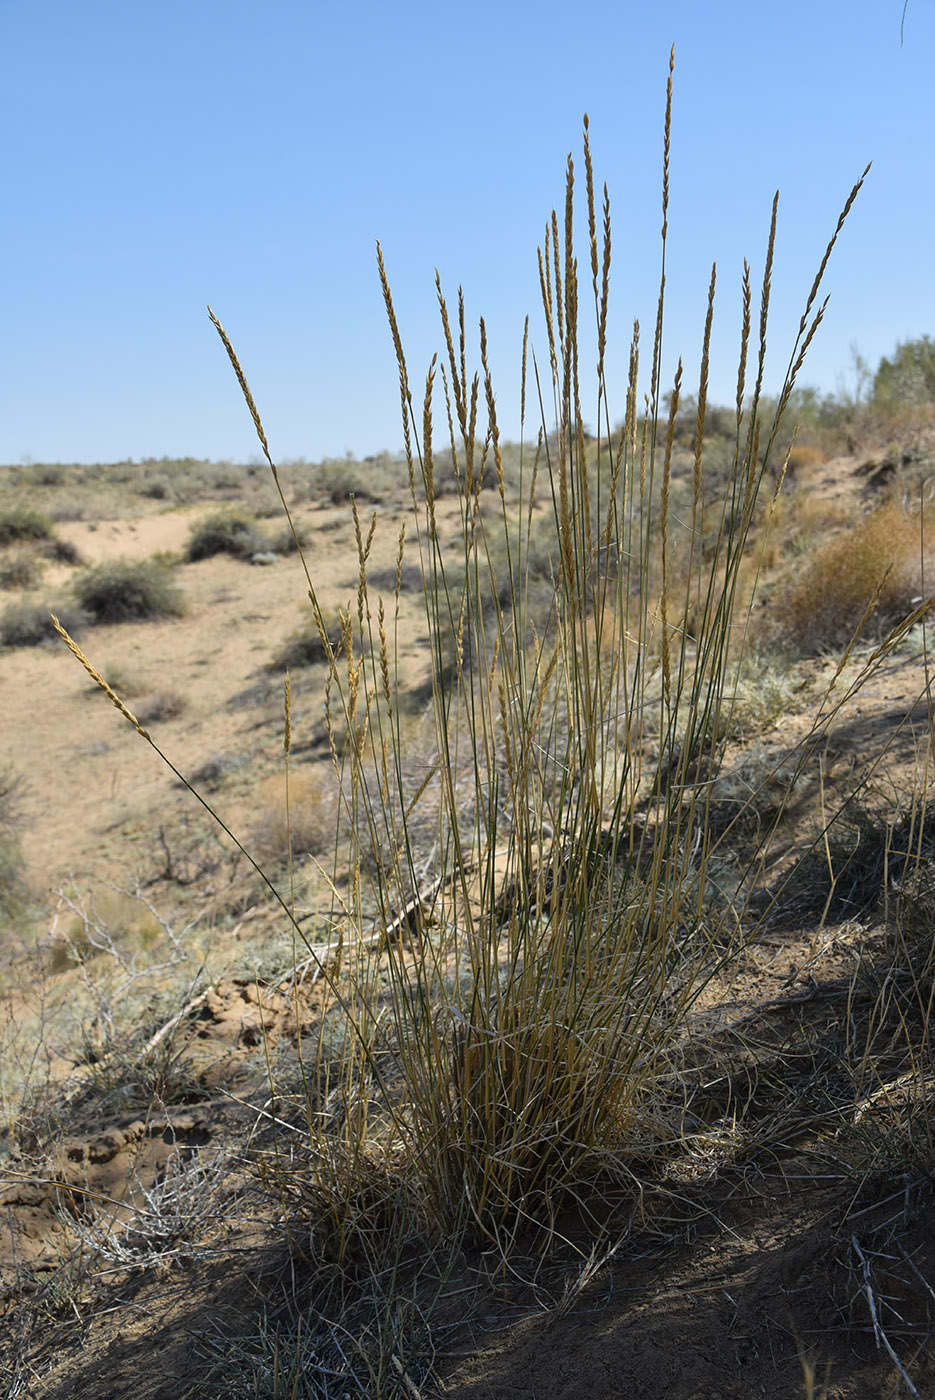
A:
[766,502,932,654]
[73,557,187,623]
[767,493,852,563]
[784,443,827,478]
[251,766,339,865]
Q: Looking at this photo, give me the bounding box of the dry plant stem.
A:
[851,1233,922,1399]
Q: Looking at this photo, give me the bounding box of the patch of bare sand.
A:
[2,497,431,905]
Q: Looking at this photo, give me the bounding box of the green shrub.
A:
[73,558,187,624]
[186,509,265,561]
[23,462,67,486]
[0,504,53,545]
[317,459,385,504]
[873,335,935,414]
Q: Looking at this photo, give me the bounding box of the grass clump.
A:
[197,90,877,1248]
[186,509,266,561]
[56,74,923,1387]
[73,557,187,624]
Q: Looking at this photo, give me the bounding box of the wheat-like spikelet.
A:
[480,320,504,503]
[438,361,461,491]
[520,315,529,429]
[753,192,779,408]
[598,184,611,382]
[376,242,414,486]
[799,162,871,335]
[423,355,437,525]
[583,114,599,302]
[659,361,682,708]
[457,286,467,415]
[551,210,563,358]
[778,298,829,423]
[649,51,674,415]
[378,598,392,712]
[51,616,149,737]
[734,261,752,427]
[694,266,716,509]
[662,47,673,240]
[283,671,292,759]
[435,274,466,441]
[563,153,575,365]
[207,307,272,466]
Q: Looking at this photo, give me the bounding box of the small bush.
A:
[0,504,53,545]
[0,552,42,591]
[135,691,188,724]
[189,753,245,790]
[42,536,82,565]
[267,524,307,555]
[766,503,932,654]
[269,610,343,670]
[784,442,827,479]
[23,462,67,486]
[0,600,87,647]
[186,510,265,561]
[251,767,339,864]
[316,460,385,504]
[365,562,424,595]
[96,664,145,697]
[73,558,187,624]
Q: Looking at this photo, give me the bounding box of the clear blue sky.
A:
[1,1,931,465]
